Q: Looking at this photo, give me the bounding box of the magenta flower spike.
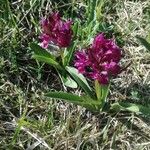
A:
[40,12,73,48]
[74,33,122,85]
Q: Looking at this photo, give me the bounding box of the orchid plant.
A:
[46,33,122,112]
[31,11,150,116]
[30,12,78,88]
[45,33,150,116]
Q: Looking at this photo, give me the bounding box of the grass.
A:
[0,0,150,149]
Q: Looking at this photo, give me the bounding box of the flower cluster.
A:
[40,12,73,48]
[74,33,122,84]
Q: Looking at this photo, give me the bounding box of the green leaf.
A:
[32,55,63,70]
[30,42,55,59]
[101,83,110,103]
[45,92,101,111]
[136,36,150,51]
[95,80,101,100]
[30,43,64,70]
[64,41,77,66]
[111,102,150,116]
[66,66,95,98]
[62,75,78,88]
[45,91,83,102]
[72,21,79,38]
[94,80,110,110]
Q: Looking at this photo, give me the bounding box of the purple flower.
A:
[74,50,90,73]
[74,33,122,85]
[40,12,73,48]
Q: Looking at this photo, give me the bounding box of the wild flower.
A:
[74,33,121,84]
[40,12,73,48]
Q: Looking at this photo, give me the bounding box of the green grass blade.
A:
[87,0,97,24]
[136,36,150,51]
[96,0,105,21]
[66,66,95,98]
